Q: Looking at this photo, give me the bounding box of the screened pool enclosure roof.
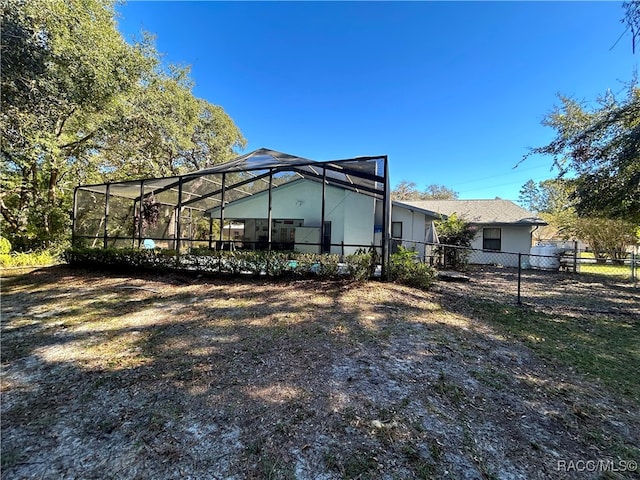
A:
[73,148,392,275]
[76,148,389,213]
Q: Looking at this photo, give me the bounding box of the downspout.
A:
[530,225,540,246]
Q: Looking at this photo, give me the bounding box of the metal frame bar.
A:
[267,169,273,250]
[72,187,79,247]
[103,183,110,249]
[320,167,326,254]
[176,177,183,258]
[219,173,226,244]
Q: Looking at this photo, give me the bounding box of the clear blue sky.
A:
[115,1,636,202]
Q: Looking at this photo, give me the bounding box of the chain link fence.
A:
[393,239,639,304]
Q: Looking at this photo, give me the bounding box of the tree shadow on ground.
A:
[1,266,638,479]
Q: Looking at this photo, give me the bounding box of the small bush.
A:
[0,236,11,255]
[0,250,56,268]
[389,247,437,290]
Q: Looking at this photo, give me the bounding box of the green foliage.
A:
[527,83,640,223]
[570,217,638,262]
[434,214,476,270]
[434,213,476,246]
[518,178,576,214]
[0,236,11,255]
[517,180,541,212]
[474,301,639,400]
[0,250,56,268]
[344,252,376,280]
[389,247,437,290]
[392,181,458,201]
[1,0,245,251]
[64,247,374,280]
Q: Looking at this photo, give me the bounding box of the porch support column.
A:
[176,177,183,260]
[267,169,273,251]
[137,180,144,248]
[320,167,327,254]
[208,216,213,250]
[103,183,110,250]
[72,187,79,247]
[219,173,226,247]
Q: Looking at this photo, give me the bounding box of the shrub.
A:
[64,247,373,280]
[434,214,476,270]
[344,252,374,281]
[0,236,11,255]
[64,247,376,281]
[389,247,437,290]
[0,250,56,268]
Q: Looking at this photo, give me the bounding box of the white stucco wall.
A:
[211,180,376,254]
[390,206,430,258]
[469,225,533,267]
[343,191,376,254]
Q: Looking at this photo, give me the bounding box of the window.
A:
[391,221,403,239]
[483,228,501,251]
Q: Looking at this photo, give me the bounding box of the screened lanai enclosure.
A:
[73,148,392,275]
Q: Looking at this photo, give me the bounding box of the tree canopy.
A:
[524,84,640,224]
[517,178,574,214]
[521,2,640,223]
[392,181,459,201]
[1,0,246,250]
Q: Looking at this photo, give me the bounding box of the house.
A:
[72,147,543,274]
[206,178,440,258]
[397,199,547,267]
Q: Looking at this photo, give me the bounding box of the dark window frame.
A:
[391,221,403,239]
[483,227,501,251]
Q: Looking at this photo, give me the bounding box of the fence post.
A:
[632,252,637,284]
[573,240,578,273]
[517,253,522,305]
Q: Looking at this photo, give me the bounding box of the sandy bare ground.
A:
[1,265,638,479]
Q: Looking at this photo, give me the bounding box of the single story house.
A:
[397,199,547,267]
[72,147,545,273]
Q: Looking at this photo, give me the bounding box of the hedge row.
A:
[63,247,375,280]
[63,247,437,289]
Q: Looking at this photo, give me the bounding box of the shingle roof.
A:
[397,199,547,225]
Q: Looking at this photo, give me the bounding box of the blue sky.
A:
[115,1,636,202]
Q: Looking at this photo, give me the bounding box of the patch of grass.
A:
[0,448,20,469]
[402,445,436,479]
[470,368,510,391]
[470,302,640,401]
[434,370,466,406]
[576,253,635,279]
[259,455,294,480]
[324,445,379,479]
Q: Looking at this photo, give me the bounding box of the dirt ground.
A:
[1,265,638,479]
